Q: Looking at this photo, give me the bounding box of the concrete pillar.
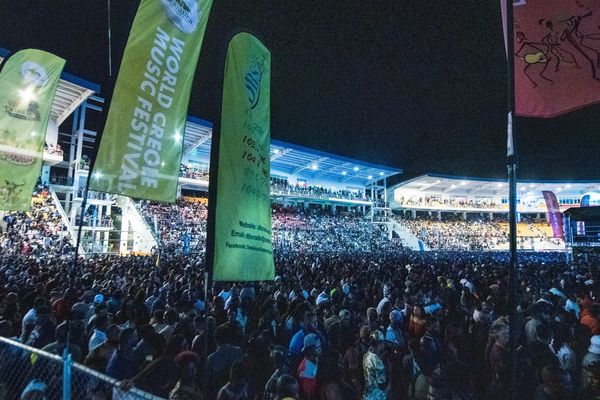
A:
[437,211,442,220]
[411,209,417,219]
[463,212,467,220]
[489,212,493,221]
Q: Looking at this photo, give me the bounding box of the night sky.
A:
[1,1,600,183]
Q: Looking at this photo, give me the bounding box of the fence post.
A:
[62,349,72,400]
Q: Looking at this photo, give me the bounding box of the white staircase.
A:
[116,196,158,254]
[49,187,84,254]
[390,220,429,251]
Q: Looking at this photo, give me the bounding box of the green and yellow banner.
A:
[0,49,65,211]
[90,0,213,201]
[212,32,274,281]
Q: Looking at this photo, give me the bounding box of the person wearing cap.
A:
[297,333,320,400]
[362,330,388,400]
[289,311,322,359]
[20,379,47,400]
[582,335,600,393]
[385,309,405,349]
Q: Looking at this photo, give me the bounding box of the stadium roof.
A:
[391,173,600,198]
[184,124,402,186]
[0,48,99,125]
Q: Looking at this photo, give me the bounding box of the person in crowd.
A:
[169,351,205,400]
[217,360,251,400]
[206,325,244,399]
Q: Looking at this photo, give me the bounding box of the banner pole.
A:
[505,0,519,399]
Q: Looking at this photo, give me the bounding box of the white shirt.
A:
[22,308,36,334]
[88,329,107,352]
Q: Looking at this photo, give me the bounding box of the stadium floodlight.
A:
[566,184,572,188]
[173,131,182,142]
[30,130,37,137]
[311,164,318,170]
[273,148,281,154]
[557,187,562,191]
[460,181,466,185]
[435,180,441,184]
[451,184,457,188]
[368,175,373,180]
[93,171,102,180]
[496,183,502,188]
[341,171,347,175]
[353,166,359,172]
[379,172,384,176]
[529,184,535,188]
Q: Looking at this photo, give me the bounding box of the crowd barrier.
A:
[0,337,163,400]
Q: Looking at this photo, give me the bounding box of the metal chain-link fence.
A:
[0,337,163,400]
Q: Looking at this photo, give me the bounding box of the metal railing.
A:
[0,337,164,400]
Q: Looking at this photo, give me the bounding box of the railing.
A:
[0,337,163,400]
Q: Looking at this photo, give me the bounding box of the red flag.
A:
[503,0,600,117]
[542,191,564,238]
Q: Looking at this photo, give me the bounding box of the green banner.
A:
[90,0,213,201]
[212,32,274,281]
[0,49,65,211]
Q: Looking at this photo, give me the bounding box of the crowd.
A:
[0,187,72,258]
[394,215,564,251]
[396,196,499,210]
[270,181,367,202]
[271,205,393,253]
[180,166,210,181]
[394,216,509,251]
[138,199,208,254]
[0,194,598,399]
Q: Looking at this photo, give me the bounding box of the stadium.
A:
[2,1,600,400]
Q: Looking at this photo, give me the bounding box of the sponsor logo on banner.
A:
[21,62,49,87]
[161,0,200,33]
[245,56,265,109]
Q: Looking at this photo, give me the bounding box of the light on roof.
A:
[379,172,384,176]
[341,171,347,175]
[30,130,37,137]
[173,131,182,142]
[451,184,457,188]
[368,175,373,180]
[310,164,318,170]
[273,149,280,154]
[496,183,502,188]
[435,180,441,183]
[161,161,165,167]
[93,171,102,180]
[353,166,359,172]
[460,181,466,185]
[557,187,562,191]
[529,184,535,188]
[566,184,572,188]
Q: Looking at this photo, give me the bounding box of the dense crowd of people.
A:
[138,199,208,254]
[394,216,509,251]
[395,196,499,210]
[0,194,599,399]
[180,166,210,181]
[270,181,367,202]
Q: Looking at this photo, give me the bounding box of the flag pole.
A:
[504,0,519,399]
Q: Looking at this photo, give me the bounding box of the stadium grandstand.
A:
[2,46,600,400]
